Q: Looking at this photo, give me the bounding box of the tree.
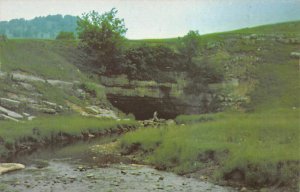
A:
[77,8,127,74]
[56,31,75,40]
[178,30,201,67]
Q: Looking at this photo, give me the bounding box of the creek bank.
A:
[120,145,298,192]
[0,123,137,162]
[0,136,236,192]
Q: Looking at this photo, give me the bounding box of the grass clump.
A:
[81,82,106,100]
[175,113,223,124]
[121,109,300,188]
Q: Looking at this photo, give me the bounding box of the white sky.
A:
[0,0,300,39]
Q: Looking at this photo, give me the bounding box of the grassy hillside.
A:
[0,21,299,190]
[0,39,86,80]
[120,21,300,190]
[125,21,300,111]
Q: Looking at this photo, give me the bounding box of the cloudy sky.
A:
[0,0,299,39]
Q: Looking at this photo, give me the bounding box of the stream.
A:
[0,137,236,192]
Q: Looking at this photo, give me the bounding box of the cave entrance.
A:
[107,95,180,120]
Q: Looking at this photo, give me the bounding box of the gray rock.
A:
[46,79,73,88]
[0,163,25,175]
[0,106,23,119]
[19,82,35,91]
[75,88,86,99]
[28,116,36,121]
[42,101,57,108]
[11,72,45,83]
[23,112,30,117]
[0,98,21,109]
[0,114,19,122]
[27,103,57,114]
[85,106,118,119]
[290,52,300,58]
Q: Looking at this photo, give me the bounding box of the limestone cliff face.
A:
[101,75,225,119]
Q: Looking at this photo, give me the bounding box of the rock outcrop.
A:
[0,106,23,119]
[102,75,219,119]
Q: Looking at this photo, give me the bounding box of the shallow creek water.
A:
[0,137,236,192]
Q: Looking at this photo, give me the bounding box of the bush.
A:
[56,31,75,40]
[123,45,185,81]
[0,34,7,42]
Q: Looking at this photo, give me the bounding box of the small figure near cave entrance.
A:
[153,111,159,121]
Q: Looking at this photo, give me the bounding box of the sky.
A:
[0,0,300,39]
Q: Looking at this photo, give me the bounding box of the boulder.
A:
[0,106,23,119]
[28,104,57,114]
[0,98,21,109]
[0,163,25,175]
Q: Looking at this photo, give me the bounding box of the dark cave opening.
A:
[107,95,180,120]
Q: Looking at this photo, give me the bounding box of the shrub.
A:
[56,31,75,40]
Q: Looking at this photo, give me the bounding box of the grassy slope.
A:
[0,39,108,106]
[121,21,300,189]
[0,39,86,80]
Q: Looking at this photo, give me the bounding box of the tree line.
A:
[0,15,77,39]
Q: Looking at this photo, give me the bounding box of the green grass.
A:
[175,113,223,124]
[121,109,300,187]
[0,39,86,81]
[120,21,300,189]
[0,115,137,147]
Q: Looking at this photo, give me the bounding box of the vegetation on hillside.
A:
[77,9,127,75]
[56,31,76,40]
[121,109,300,189]
[119,21,300,190]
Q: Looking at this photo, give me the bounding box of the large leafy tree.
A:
[178,30,201,68]
[77,8,127,74]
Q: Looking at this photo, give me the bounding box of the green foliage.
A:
[178,30,201,65]
[56,31,75,40]
[81,82,106,99]
[123,45,184,81]
[175,113,222,124]
[0,34,8,42]
[77,9,127,74]
[121,109,300,187]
